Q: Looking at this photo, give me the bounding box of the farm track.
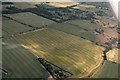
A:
[89,60,106,78]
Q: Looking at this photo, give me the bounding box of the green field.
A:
[92,61,118,78]
[15,28,104,78]
[68,20,99,31]
[2,16,10,21]
[2,31,9,36]
[5,12,56,28]
[50,22,96,42]
[100,16,117,25]
[2,2,37,10]
[2,37,49,78]
[12,2,37,10]
[2,19,33,35]
[73,4,104,12]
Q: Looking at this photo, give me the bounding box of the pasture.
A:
[2,37,49,78]
[68,20,99,31]
[92,61,118,78]
[2,31,9,36]
[2,2,38,10]
[2,17,9,21]
[100,16,117,25]
[49,22,97,42]
[5,12,56,28]
[73,4,104,12]
[15,28,104,78]
[11,2,37,10]
[2,19,33,35]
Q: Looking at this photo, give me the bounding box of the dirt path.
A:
[81,56,104,78]
[90,60,106,77]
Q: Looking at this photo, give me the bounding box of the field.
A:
[2,18,33,35]
[15,28,104,78]
[68,20,99,31]
[92,61,118,78]
[73,4,102,12]
[2,37,49,78]
[99,16,117,25]
[11,2,37,10]
[2,2,39,10]
[50,20,98,41]
[107,48,119,63]
[47,2,79,7]
[2,16,9,21]
[4,12,56,28]
[2,31,9,36]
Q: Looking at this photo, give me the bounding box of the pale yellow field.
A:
[16,28,104,78]
[107,48,119,63]
[47,2,79,7]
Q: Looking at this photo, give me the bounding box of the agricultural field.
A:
[2,16,9,21]
[50,20,98,42]
[2,18,33,35]
[2,31,9,36]
[2,2,39,10]
[10,2,37,10]
[92,61,118,78]
[2,37,49,78]
[4,12,56,28]
[73,4,103,12]
[68,20,99,31]
[99,16,117,25]
[107,48,119,63]
[47,2,79,7]
[15,28,104,78]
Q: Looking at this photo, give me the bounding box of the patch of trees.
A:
[3,3,97,22]
[37,58,72,79]
[6,6,21,12]
[117,27,120,34]
[102,45,112,60]
[95,11,107,16]
[94,28,104,34]
[118,38,120,48]
[85,12,96,20]
[2,6,22,14]
[24,4,96,22]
